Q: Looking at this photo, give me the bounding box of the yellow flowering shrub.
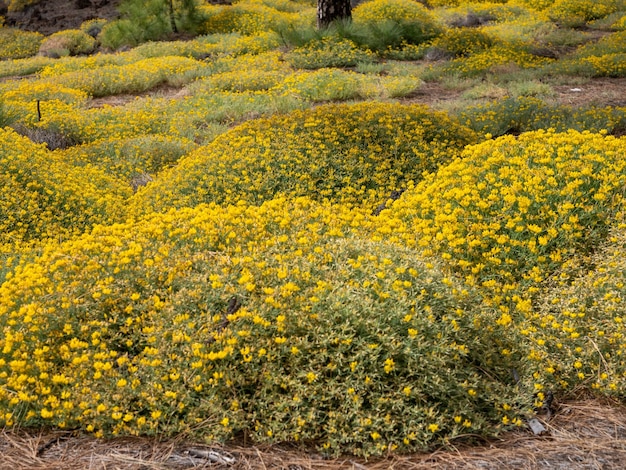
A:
[0,55,54,79]
[275,68,365,101]
[613,14,626,29]
[199,0,310,35]
[354,0,438,24]
[40,56,208,98]
[286,38,376,69]
[352,0,442,47]
[547,0,619,26]
[0,81,89,104]
[379,130,626,301]
[526,225,626,397]
[0,197,532,456]
[442,2,535,23]
[38,29,97,57]
[196,69,287,93]
[0,128,129,245]
[437,45,552,77]
[428,28,495,57]
[130,102,477,214]
[56,135,196,184]
[510,0,555,11]
[459,97,626,137]
[0,28,43,60]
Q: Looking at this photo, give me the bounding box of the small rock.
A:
[528,418,548,436]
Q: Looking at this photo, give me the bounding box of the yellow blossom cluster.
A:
[0,197,531,456]
[0,128,129,246]
[1,0,626,458]
[130,101,477,214]
[378,130,626,303]
[199,0,312,35]
[0,27,43,60]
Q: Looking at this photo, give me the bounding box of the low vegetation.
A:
[1,0,626,459]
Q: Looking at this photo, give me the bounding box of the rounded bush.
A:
[379,130,626,300]
[130,102,477,214]
[526,226,626,399]
[287,37,376,69]
[39,29,97,57]
[0,28,44,60]
[0,128,130,245]
[352,0,442,47]
[58,135,196,183]
[353,0,438,24]
[548,0,618,25]
[0,197,531,456]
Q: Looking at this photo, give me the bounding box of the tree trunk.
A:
[317,0,351,29]
[168,0,178,33]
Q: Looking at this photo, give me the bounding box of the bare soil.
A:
[1,0,120,35]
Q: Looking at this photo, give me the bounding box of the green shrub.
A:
[130,101,477,214]
[548,0,619,26]
[286,37,376,69]
[98,0,200,49]
[0,197,533,457]
[527,226,626,398]
[98,19,148,50]
[39,30,96,57]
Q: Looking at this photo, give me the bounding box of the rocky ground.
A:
[1,0,120,35]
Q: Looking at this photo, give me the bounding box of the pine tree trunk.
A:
[168,0,178,33]
[317,0,352,29]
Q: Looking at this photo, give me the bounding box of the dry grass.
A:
[2,398,626,469]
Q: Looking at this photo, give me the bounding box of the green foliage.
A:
[38,29,97,57]
[99,0,204,49]
[459,97,626,137]
[130,102,477,214]
[286,37,376,69]
[0,198,532,457]
[527,226,626,396]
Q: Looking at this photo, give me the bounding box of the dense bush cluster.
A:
[2,0,626,458]
[130,102,477,213]
[0,197,534,456]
